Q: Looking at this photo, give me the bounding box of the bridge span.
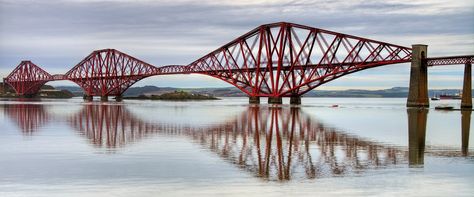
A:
[2,22,473,107]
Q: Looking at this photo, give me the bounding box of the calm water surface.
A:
[0,97,473,197]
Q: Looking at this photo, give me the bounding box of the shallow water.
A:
[0,97,473,197]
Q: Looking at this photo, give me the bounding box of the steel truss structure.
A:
[3,22,472,97]
[426,55,473,66]
[4,104,408,180]
[187,22,412,97]
[3,61,53,96]
[64,49,160,96]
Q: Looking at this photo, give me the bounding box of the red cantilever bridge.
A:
[3,22,473,106]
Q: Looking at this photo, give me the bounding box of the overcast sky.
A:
[0,0,473,89]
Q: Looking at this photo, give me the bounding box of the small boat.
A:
[331,104,339,108]
[439,93,462,100]
[435,106,454,110]
[431,97,440,101]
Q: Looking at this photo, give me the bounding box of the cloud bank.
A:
[0,0,472,89]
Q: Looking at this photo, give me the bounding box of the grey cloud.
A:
[0,0,472,88]
[1,0,472,41]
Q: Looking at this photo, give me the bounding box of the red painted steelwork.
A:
[64,49,161,96]
[187,22,412,97]
[3,61,53,96]
[5,22,443,98]
[159,65,189,74]
[426,55,473,66]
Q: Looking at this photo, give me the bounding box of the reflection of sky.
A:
[0,0,473,90]
[127,102,245,126]
[303,98,474,147]
[0,98,473,196]
[1,97,472,148]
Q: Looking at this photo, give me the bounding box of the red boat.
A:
[439,94,462,100]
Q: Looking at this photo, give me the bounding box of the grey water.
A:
[0,97,473,197]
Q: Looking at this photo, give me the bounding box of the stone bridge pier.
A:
[461,62,472,109]
[407,44,472,109]
[407,45,429,108]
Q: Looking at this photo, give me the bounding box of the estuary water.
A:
[0,97,473,197]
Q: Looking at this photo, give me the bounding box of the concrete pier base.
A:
[268,97,282,104]
[407,108,428,167]
[100,96,108,102]
[407,44,429,107]
[115,95,123,102]
[249,96,260,104]
[83,95,93,101]
[19,94,35,98]
[290,96,301,105]
[461,63,472,109]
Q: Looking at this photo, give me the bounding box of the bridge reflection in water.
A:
[68,104,159,148]
[188,107,406,180]
[2,104,472,180]
[2,104,49,135]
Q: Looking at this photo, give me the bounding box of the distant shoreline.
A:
[0,83,73,99]
[123,91,220,101]
[55,86,472,98]
[2,83,472,99]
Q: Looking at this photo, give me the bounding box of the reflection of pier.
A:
[407,108,427,167]
[462,110,471,156]
[407,109,472,166]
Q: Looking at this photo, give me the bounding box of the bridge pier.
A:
[461,62,472,109]
[83,95,93,101]
[100,96,108,102]
[19,94,35,98]
[407,108,427,167]
[290,96,301,105]
[115,95,123,102]
[407,44,429,108]
[268,97,282,104]
[249,96,260,104]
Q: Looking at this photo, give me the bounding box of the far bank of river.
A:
[124,91,219,101]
